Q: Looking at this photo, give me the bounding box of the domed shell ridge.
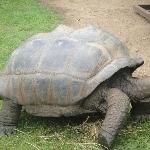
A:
[3,25,144,105]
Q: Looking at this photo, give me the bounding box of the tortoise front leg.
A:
[0,98,22,135]
[98,88,131,148]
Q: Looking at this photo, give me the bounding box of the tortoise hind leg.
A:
[0,98,22,135]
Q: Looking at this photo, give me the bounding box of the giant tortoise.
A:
[0,25,150,148]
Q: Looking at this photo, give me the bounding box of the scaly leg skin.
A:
[0,98,22,135]
[98,88,131,148]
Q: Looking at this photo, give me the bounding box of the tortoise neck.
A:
[127,76,150,101]
[109,69,150,101]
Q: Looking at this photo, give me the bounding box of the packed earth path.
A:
[41,0,150,77]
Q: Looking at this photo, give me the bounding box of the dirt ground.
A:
[41,0,150,76]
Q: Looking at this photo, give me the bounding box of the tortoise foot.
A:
[98,129,113,149]
[0,125,16,136]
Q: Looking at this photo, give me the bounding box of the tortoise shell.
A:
[1,25,143,116]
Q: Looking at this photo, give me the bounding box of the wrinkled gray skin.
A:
[0,25,150,149]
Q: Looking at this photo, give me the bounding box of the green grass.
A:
[0,0,61,70]
[0,0,150,149]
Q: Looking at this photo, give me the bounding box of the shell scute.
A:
[3,25,143,107]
